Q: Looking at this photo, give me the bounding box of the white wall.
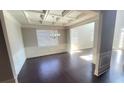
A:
[113,11,124,50]
[3,11,26,76]
[70,22,95,50]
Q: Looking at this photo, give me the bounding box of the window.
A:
[36,30,59,47]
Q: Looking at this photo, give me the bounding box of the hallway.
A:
[18,49,124,83]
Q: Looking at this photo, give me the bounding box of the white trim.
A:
[0,11,18,82]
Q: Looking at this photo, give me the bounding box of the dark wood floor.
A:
[18,49,124,83]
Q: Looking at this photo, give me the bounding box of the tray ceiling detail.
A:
[7,10,98,26]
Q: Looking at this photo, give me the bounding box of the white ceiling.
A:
[7,10,98,26]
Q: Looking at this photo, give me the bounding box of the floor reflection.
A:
[115,50,122,63]
[39,59,60,79]
[80,54,93,61]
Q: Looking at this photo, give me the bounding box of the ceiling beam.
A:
[29,10,75,19]
[26,10,45,15]
[48,13,76,19]
[23,11,31,23]
[41,10,49,24]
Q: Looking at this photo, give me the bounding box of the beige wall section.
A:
[22,26,68,58]
[65,28,70,52]
[22,28,37,47]
[58,29,67,45]
[2,11,26,76]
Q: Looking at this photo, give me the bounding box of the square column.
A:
[94,11,117,76]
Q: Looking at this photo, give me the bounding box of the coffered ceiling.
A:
[7,10,98,27]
